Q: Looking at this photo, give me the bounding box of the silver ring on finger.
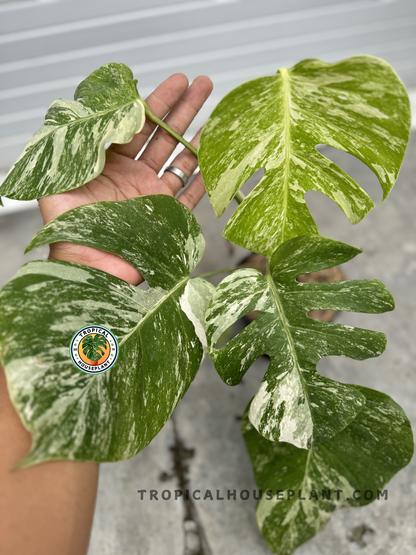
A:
[164,165,188,187]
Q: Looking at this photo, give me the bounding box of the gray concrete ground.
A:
[1,135,415,554]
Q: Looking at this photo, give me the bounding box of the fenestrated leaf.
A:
[205,235,394,449]
[199,56,411,258]
[0,195,214,466]
[0,63,145,201]
[242,386,414,555]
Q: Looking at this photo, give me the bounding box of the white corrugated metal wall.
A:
[1,0,415,179]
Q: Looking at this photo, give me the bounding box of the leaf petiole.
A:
[143,101,198,157]
[143,101,246,206]
[194,267,240,279]
[234,190,246,204]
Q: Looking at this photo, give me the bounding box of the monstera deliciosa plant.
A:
[0,57,413,554]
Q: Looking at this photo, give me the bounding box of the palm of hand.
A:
[38,74,213,285]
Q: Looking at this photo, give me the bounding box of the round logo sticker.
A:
[70,325,119,374]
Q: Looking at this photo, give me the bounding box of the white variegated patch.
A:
[179,278,216,354]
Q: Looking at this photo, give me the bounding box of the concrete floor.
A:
[1,135,415,554]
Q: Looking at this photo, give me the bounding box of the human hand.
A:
[38,74,213,285]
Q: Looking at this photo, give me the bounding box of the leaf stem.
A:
[143,101,198,157]
[234,190,246,204]
[143,100,246,205]
[194,267,240,279]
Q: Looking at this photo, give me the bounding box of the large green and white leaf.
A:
[0,63,145,201]
[242,386,414,555]
[199,56,411,258]
[0,196,214,466]
[205,235,394,448]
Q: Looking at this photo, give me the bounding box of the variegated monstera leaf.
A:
[243,386,414,555]
[205,235,394,449]
[0,195,214,467]
[0,63,145,201]
[199,56,411,257]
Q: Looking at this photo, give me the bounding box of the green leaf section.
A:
[0,196,214,466]
[199,56,411,258]
[0,63,145,201]
[243,386,414,555]
[205,235,394,449]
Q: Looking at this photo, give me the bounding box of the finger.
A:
[140,75,213,173]
[107,73,189,159]
[178,172,206,211]
[161,127,203,195]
